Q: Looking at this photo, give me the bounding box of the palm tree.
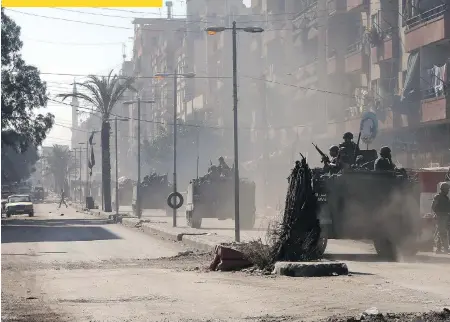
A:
[46,144,74,192]
[57,70,134,212]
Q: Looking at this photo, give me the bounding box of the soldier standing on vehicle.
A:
[339,132,360,161]
[324,145,340,173]
[58,188,68,209]
[374,146,396,171]
[218,156,230,171]
[432,182,450,254]
[337,146,352,170]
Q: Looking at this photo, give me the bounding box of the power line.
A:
[24,37,124,46]
[40,71,231,79]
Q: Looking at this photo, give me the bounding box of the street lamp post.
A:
[79,142,88,206]
[124,97,155,219]
[205,22,264,242]
[155,70,195,227]
[114,116,128,218]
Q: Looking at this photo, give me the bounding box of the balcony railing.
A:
[347,40,363,55]
[405,4,448,30]
[292,0,318,29]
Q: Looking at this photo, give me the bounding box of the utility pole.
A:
[114,117,128,217]
[231,21,241,242]
[173,69,178,227]
[124,97,154,219]
[155,70,195,227]
[72,150,77,203]
[205,22,264,243]
[115,117,119,217]
[137,97,141,219]
[78,148,82,203]
[85,138,89,201]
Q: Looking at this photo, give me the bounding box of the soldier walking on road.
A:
[58,189,68,209]
[432,182,450,254]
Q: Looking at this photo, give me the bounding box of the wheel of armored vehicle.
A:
[186,210,202,229]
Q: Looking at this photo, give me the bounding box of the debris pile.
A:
[210,156,322,272]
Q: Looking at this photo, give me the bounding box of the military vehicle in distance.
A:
[185,170,256,229]
[132,173,171,216]
[312,148,431,259]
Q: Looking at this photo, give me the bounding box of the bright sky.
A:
[5,1,251,148]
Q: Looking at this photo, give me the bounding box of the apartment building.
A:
[254,0,449,168]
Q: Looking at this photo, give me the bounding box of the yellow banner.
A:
[2,0,162,7]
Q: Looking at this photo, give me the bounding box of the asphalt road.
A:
[2,203,450,322]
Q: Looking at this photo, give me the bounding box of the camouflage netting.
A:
[233,156,322,271]
[269,156,322,263]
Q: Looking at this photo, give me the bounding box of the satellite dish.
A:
[360,111,378,145]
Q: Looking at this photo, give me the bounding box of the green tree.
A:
[1,8,54,152]
[45,145,75,192]
[1,144,39,184]
[57,71,134,212]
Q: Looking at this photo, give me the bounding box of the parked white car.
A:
[5,194,34,217]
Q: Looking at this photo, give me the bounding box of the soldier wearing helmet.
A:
[339,132,360,162]
[329,145,339,163]
[432,182,450,254]
[323,145,340,173]
[374,146,396,171]
[218,156,230,171]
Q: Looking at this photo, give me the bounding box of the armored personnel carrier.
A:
[131,173,171,216]
[185,168,256,229]
[311,148,432,259]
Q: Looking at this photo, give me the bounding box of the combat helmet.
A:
[439,182,449,192]
[380,146,391,157]
[329,145,339,154]
[343,132,353,140]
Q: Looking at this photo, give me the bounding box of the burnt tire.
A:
[186,210,202,229]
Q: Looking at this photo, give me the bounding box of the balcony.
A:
[405,5,450,52]
[345,41,366,73]
[292,1,318,34]
[371,28,393,64]
[347,0,368,12]
[421,95,448,123]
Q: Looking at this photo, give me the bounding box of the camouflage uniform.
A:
[432,182,450,253]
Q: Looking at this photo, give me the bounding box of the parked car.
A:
[5,194,34,217]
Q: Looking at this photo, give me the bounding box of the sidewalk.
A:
[71,202,277,251]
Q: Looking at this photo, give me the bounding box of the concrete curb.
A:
[273,261,349,277]
[70,203,219,252]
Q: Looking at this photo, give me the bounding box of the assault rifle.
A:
[312,143,330,164]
